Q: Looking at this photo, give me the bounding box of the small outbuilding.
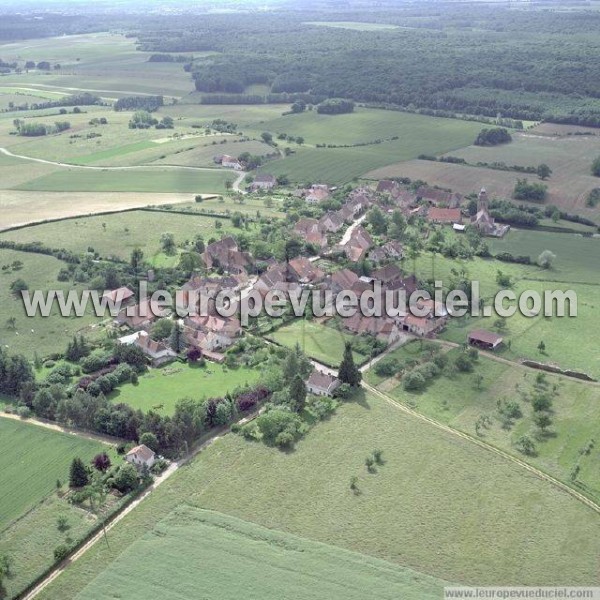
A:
[468,329,503,350]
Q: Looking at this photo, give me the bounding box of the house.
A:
[372,263,403,285]
[102,286,135,307]
[427,207,463,225]
[306,370,341,397]
[184,314,241,350]
[134,331,178,366]
[400,314,440,337]
[376,179,400,195]
[319,211,344,233]
[115,299,170,330]
[125,444,155,470]
[470,188,510,237]
[251,173,276,191]
[468,329,503,350]
[293,218,327,248]
[220,155,243,170]
[416,186,462,208]
[328,268,359,293]
[287,257,325,284]
[369,240,404,264]
[344,226,373,262]
[342,314,401,345]
[202,236,253,273]
[254,263,288,295]
[305,184,330,204]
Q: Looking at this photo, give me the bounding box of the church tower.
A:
[477,187,489,213]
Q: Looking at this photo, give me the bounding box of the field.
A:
[0,418,106,529]
[369,344,600,501]
[0,209,248,260]
[13,167,235,194]
[366,130,600,216]
[37,391,600,600]
[304,21,401,31]
[268,319,367,367]
[0,33,196,97]
[253,109,482,184]
[110,362,260,415]
[76,505,447,600]
[0,249,101,359]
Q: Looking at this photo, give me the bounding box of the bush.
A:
[113,463,139,493]
[374,357,399,377]
[454,353,474,373]
[403,370,427,391]
[53,544,70,562]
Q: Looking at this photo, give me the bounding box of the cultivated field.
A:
[76,505,447,600]
[37,392,600,599]
[0,418,106,530]
[366,130,600,215]
[110,362,260,415]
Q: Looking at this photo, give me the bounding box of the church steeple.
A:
[477,187,489,213]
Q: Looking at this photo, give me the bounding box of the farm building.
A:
[251,173,276,191]
[468,329,504,350]
[427,207,463,225]
[125,444,155,469]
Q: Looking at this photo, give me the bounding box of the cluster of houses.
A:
[109,180,509,369]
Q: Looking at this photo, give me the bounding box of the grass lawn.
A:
[13,167,234,194]
[37,391,600,599]
[371,346,600,502]
[0,248,101,359]
[0,418,107,530]
[0,209,247,260]
[110,362,260,415]
[76,505,447,600]
[268,319,366,367]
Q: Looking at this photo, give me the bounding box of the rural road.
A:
[0,411,119,446]
[340,214,367,245]
[232,170,248,194]
[20,408,262,600]
[0,146,229,173]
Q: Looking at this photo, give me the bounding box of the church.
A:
[470,188,510,237]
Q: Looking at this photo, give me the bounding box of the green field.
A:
[304,21,401,31]
[369,343,600,500]
[253,109,482,184]
[110,362,260,415]
[269,319,366,367]
[0,249,101,359]
[14,167,235,193]
[77,506,447,600]
[37,392,600,599]
[0,418,106,530]
[0,209,247,260]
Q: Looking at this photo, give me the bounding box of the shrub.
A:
[403,370,427,391]
[53,544,70,562]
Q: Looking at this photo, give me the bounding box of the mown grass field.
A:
[0,249,101,358]
[0,209,247,260]
[14,167,234,193]
[76,505,447,600]
[367,130,600,215]
[0,418,106,530]
[369,344,600,501]
[110,362,260,415]
[269,319,366,367]
[37,391,600,600]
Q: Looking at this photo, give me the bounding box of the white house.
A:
[125,444,155,469]
[221,155,243,170]
[306,370,341,397]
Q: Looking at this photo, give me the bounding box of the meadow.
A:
[268,319,367,367]
[0,249,101,359]
[76,505,447,600]
[0,209,247,260]
[367,129,600,215]
[110,362,260,415]
[0,418,106,530]
[369,344,600,502]
[37,391,600,600]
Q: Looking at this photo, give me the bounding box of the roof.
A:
[330,268,359,290]
[468,329,503,345]
[307,370,339,391]
[377,179,398,193]
[288,257,324,282]
[103,286,134,303]
[372,263,403,283]
[427,207,462,223]
[126,444,155,461]
[253,173,276,183]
